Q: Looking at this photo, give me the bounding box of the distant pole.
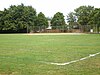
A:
[96,24,97,33]
[27,25,28,33]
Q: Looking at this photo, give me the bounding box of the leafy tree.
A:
[0,8,14,31]
[0,10,4,30]
[51,12,65,28]
[36,12,48,27]
[67,12,77,25]
[90,8,100,33]
[23,5,37,32]
[33,12,48,32]
[0,4,37,33]
[74,5,94,25]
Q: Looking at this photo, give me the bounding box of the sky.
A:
[0,0,100,18]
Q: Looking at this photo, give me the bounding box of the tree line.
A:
[0,4,100,33]
[67,6,100,33]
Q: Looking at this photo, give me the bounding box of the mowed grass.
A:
[0,34,100,75]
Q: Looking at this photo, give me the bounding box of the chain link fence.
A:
[27,25,100,33]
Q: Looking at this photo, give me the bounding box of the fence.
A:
[27,25,100,33]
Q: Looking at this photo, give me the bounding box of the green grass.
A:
[0,34,100,75]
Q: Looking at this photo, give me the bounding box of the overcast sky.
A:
[0,0,100,17]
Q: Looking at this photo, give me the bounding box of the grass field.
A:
[0,34,100,75]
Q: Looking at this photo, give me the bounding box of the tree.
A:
[0,8,15,31]
[67,12,77,25]
[74,5,94,25]
[33,12,48,32]
[90,8,100,33]
[0,10,4,30]
[0,4,37,33]
[51,12,65,28]
[36,12,48,27]
[23,5,37,32]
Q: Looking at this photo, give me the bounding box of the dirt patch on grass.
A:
[0,72,18,75]
[23,33,85,35]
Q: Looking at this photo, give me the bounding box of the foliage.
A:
[0,4,100,33]
[51,12,65,28]
[67,12,77,25]
[36,12,48,27]
[89,8,100,33]
[74,6,94,25]
[67,12,79,29]
[0,4,37,32]
[32,12,48,32]
[0,11,3,30]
